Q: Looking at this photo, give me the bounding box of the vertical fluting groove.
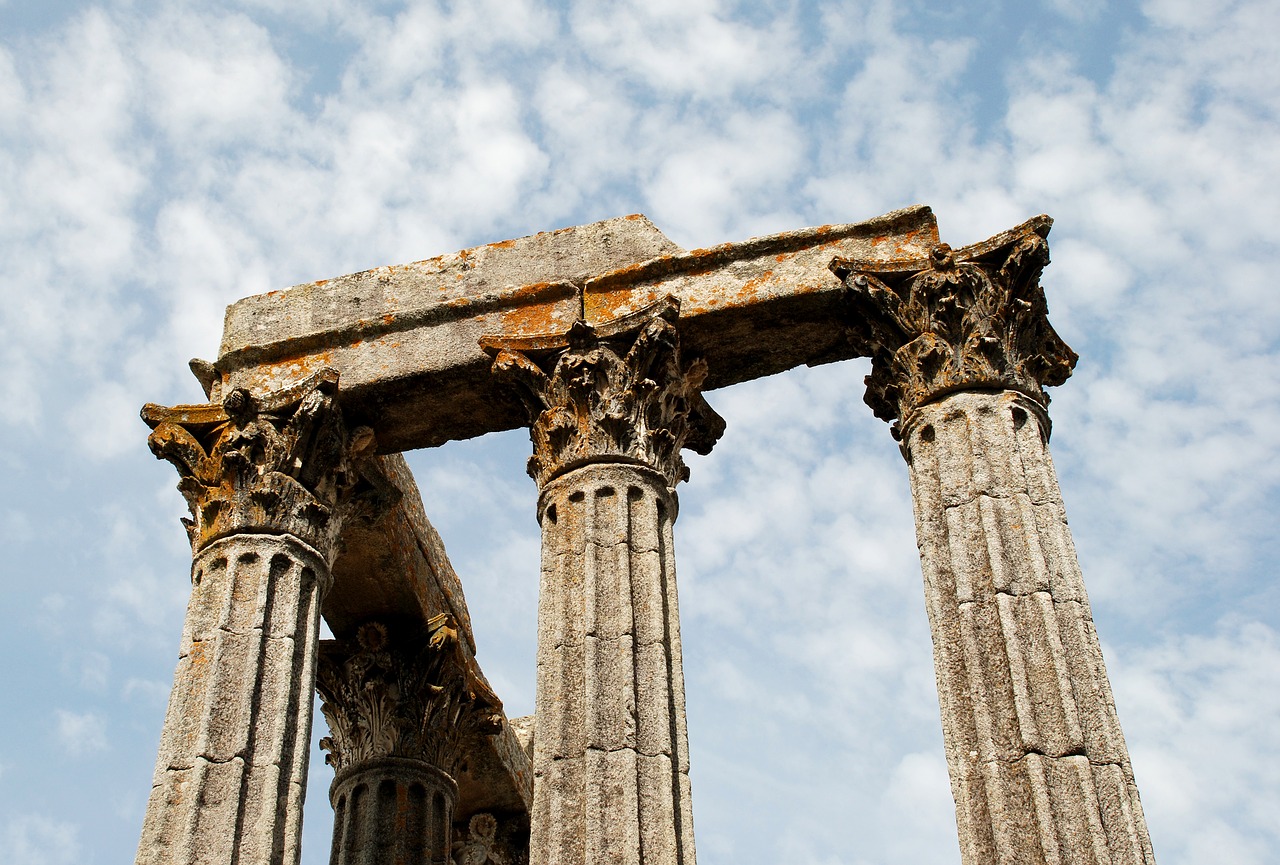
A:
[627,485,644,865]
[279,564,321,865]
[328,764,456,865]
[995,590,1040,753]
[346,783,365,865]
[583,484,603,863]
[1037,592,1084,750]
[1074,758,1114,865]
[980,497,1011,592]
[1025,753,1061,865]
[906,392,1154,865]
[177,765,204,865]
[229,549,280,865]
[137,535,329,865]
[533,465,693,865]
[406,783,425,861]
[329,794,345,865]
[978,758,1017,865]
[430,788,446,864]
[660,497,694,865]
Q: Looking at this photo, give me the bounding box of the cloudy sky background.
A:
[2,0,1278,862]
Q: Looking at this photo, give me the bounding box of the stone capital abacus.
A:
[141,367,399,563]
[482,297,725,490]
[831,215,1078,439]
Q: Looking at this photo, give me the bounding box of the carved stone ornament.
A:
[140,368,399,559]
[480,296,725,489]
[451,813,506,865]
[830,216,1078,437]
[316,616,504,777]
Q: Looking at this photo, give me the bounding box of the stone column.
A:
[832,218,1156,865]
[485,300,724,865]
[137,369,397,865]
[315,616,505,865]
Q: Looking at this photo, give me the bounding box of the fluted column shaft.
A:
[138,369,395,865]
[533,463,694,865]
[484,298,723,865]
[328,759,457,865]
[904,391,1153,865]
[833,217,1155,865]
[137,534,329,865]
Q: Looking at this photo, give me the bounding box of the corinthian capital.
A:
[140,368,398,560]
[831,216,1078,435]
[481,297,725,489]
[316,616,503,777]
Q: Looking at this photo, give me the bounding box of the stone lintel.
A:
[213,207,938,453]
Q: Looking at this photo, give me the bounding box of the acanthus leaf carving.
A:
[140,368,399,560]
[482,297,725,489]
[831,215,1077,438]
[316,616,504,778]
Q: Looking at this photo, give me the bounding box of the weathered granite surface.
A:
[905,392,1154,865]
[835,219,1155,864]
[211,208,936,452]
[137,371,374,865]
[135,532,328,865]
[139,372,531,864]
[328,757,457,865]
[486,306,711,865]
[318,618,507,865]
[136,208,1157,865]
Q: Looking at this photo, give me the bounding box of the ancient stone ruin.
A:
[136,206,1157,864]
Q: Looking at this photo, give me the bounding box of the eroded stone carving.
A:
[317,616,504,777]
[452,813,504,865]
[831,215,1077,437]
[482,297,725,489]
[141,367,398,559]
[133,210,1159,865]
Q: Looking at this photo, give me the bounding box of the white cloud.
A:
[0,815,80,865]
[138,10,296,150]
[644,108,807,242]
[569,0,798,99]
[54,710,108,757]
[1113,621,1280,864]
[122,677,171,708]
[0,45,23,119]
[72,651,110,693]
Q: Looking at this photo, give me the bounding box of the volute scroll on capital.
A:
[830,215,1078,439]
[480,296,726,490]
[140,367,400,560]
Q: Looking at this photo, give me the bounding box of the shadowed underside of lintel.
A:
[212,207,939,453]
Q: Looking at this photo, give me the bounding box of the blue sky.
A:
[1,0,1278,863]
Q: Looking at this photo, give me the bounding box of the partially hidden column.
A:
[137,369,398,865]
[484,299,724,865]
[316,615,505,865]
[832,218,1156,865]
